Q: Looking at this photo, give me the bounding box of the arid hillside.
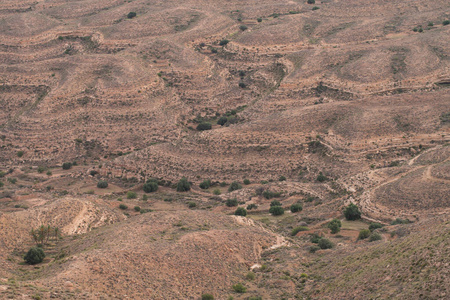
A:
[0,0,449,299]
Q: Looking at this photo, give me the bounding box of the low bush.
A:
[309,245,320,253]
[239,25,248,31]
[327,219,342,234]
[270,200,281,207]
[143,181,158,193]
[134,206,141,212]
[119,204,128,210]
[369,222,383,232]
[197,122,212,131]
[199,179,211,189]
[247,203,258,210]
[217,116,228,126]
[37,166,45,173]
[279,175,286,181]
[234,207,247,216]
[369,232,382,242]
[228,182,242,192]
[127,12,137,19]
[177,177,191,192]
[24,247,45,265]
[226,198,238,207]
[269,206,284,216]
[318,238,333,249]
[127,191,137,199]
[358,229,371,240]
[243,179,251,185]
[97,181,108,189]
[201,294,214,300]
[290,203,303,213]
[62,162,72,170]
[188,202,197,208]
[219,39,229,46]
[213,189,221,195]
[232,283,246,293]
[307,0,315,4]
[316,172,327,182]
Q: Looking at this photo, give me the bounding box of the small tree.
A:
[228,181,242,192]
[316,172,327,182]
[24,247,45,265]
[97,181,108,188]
[269,206,284,216]
[119,204,128,210]
[344,203,361,220]
[177,177,191,192]
[219,39,229,46]
[127,12,137,19]
[235,207,247,216]
[327,219,342,234]
[217,116,228,126]
[290,203,303,213]
[17,151,24,157]
[239,25,248,31]
[307,0,315,4]
[62,162,72,170]
[37,166,45,173]
[369,232,382,242]
[226,198,238,207]
[243,179,250,185]
[232,283,246,293]
[143,181,158,193]
[127,191,137,199]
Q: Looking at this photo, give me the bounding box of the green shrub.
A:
[226,198,238,207]
[211,48,218,53]
[443,20,450,26]
[291,226,309,236]
[369,222,383,232]
[217,116,228,126]
[247,203,258,210]
[327,219,342,234]
[257,18,262,22]
[279,175,286,181]
[307,0,315,4]
[290,203,303,213]
[232,283,246,293]
[316,172,327,182]
[264,190,282,199]
[358,229,371,240]
[245,272,255,280]
[127,191,137,199]
[270,200,281,207]
[62,162,72,170]
[238,82,246,88]
[0,171,5,178]
[119,204,128,210]
[428,22,434,27]
[127,12,137,19]
[391,218,410,225]
[310,233,321,243]
[199,179,211,189]
[142,194,148,201]
[17,151,24,157]
[97,181,108,189]
[243,179,251,185]
[177,177,191,192]
[143,181,158,193]
[134,206,141,212]
[197,122,212,131]
[309,245,320,253]
[369,232,382,242]
[312,6,320,10]
[219,39,229,46]
[201,294,214,300]
[318,238,333,249]
[8,178,17,184]
[228,181,242,192]
[269,206,284,216]
[239,25,248,31]
[24,247,45,265]
[344,203,361,220]
[46,170,52,176]
[188,202,197,208]
[234,207,247,216]
[0,181,3,188]
[213,189,221,195]
[37,166,45,173]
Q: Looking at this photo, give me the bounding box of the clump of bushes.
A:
[228,181,242,192]
[234,207,247,216]
[24,247,45,265]
[327,219,342,234]
[177,177,191,192]
[369,222,383,232]
[369,232,382,242]
[391,218,410,225]
[264,191,282,199]
[290,203,303,213]
[97,181,108,189]
[247,203,258,210]
[270,200,281,207]
[127,12,137,19]
[269,206,284,216]
[119,204,128,210]
[217,116,228,126]
[344,203,361,220]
